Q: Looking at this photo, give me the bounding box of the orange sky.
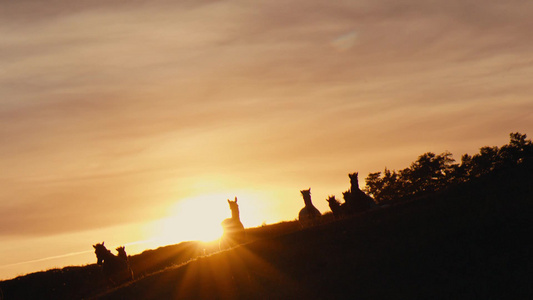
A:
[1,0,532,279]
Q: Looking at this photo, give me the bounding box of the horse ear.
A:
[234,196,237,203]
[102,241,105,246]
[93,245,96,249]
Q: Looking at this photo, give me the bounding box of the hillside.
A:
[0,219,304,299]
[96,160,533,299]
[3,159,531,299]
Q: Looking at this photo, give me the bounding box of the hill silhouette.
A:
[0,222,302,299]
[2,157,531,299]
[98,159,533,299]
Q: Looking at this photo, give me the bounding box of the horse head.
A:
[326,195,339,206]
[327,195,342,218]
[116,246,128,261]
[227,197,240,219]
[348,172,359,190]
[93,242,108,265]
[300,188,312,206]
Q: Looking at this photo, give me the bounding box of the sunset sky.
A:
[1,0,532,279]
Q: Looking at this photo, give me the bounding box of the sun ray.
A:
[144,191,269,248]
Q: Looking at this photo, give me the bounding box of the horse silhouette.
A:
[342,172,376,214]
[93,242,133,285]
[220,197,246,249]
[326,195,343,219]
[298,188,321,227]
[116,246,129,263]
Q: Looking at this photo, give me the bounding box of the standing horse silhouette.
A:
[298,188,321,227]
[220,197,246,249]
[342,172,376,214]
[93,242,133,285]
[326,195,343,219]
[116,246,130,265]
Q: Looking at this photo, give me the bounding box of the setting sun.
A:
[145,191,269,246]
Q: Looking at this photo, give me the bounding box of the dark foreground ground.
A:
[2,162,532,299]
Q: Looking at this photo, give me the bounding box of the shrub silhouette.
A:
[364,132,533,204]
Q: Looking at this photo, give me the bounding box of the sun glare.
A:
[145,191,268,247]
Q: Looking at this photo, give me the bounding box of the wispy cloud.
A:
[1,0,532,240]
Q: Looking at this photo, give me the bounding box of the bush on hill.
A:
[364,132,533,203]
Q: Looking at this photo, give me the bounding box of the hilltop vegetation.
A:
[1,133,532,299]
[364,132,533,203]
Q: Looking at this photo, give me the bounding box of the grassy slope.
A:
[98,162,533,299]
[2,161,532,299]
[0,222,303,300]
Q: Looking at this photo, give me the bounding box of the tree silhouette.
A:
[499,132,533,166]
[363,132,532,204]
[364,168,401,203]
[405,151,456,195]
